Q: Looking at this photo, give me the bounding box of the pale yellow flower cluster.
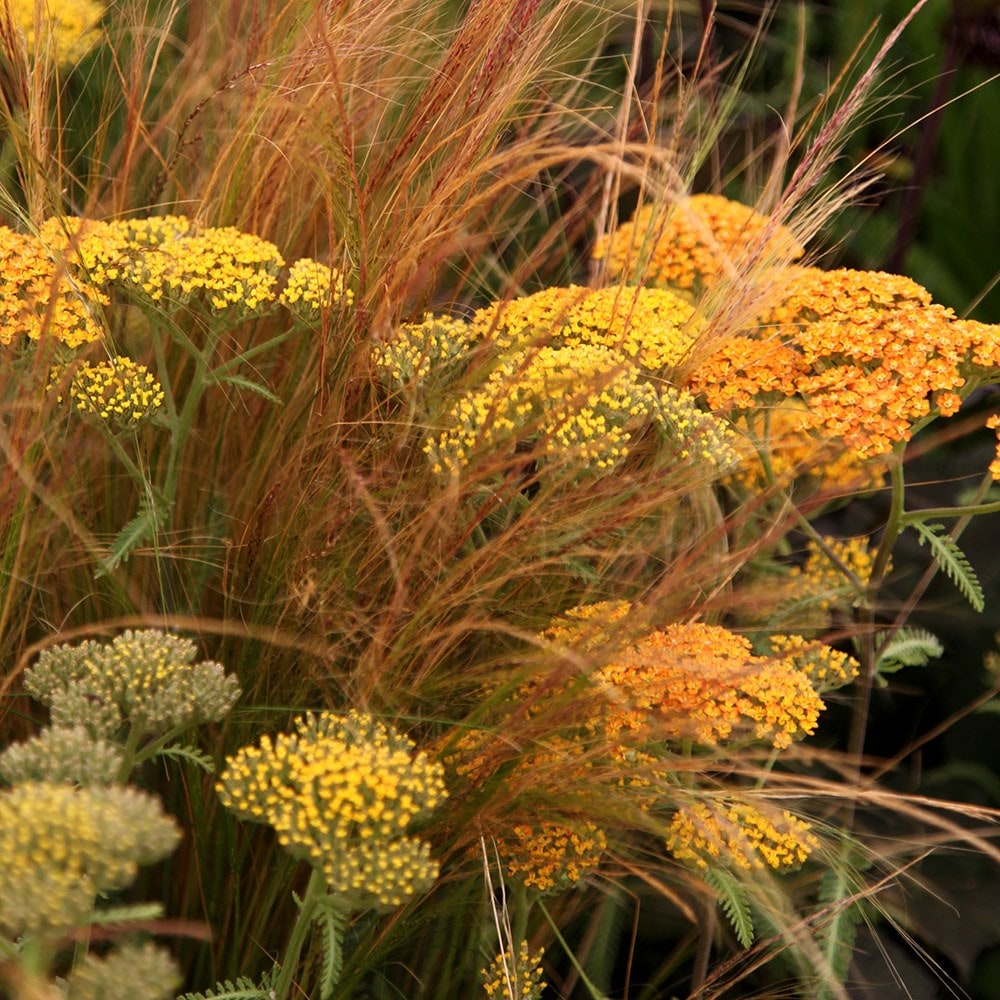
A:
[481,941,547,1000]
[217,711,447,909]
[26,629,241,739]
[667,799,818,871]
[0,781,180,936]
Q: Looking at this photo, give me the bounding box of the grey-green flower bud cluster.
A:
[0,725,124,786]
[59,942,181,1000]
[26,629,241,738]
[0,781,180,936]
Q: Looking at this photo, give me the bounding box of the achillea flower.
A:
[59,942,181,1000]
[593,194,804,294]
[0,725,123,786]
[0,225,105,347]
[124,226,285,313]
[8,0,103,67]
[481,941,547,1000]
[0,781,180,936]
[51,357,164,428]
[785,535,879,612]
[25,630,241,739]
[217,711,447,910]
[544,606,823,750]
[425,344,737,478]
[728,403,886,495]
[690,267,988,460]
[667,799,818,871]
[495,819,606,892]
[472,285,700,373]
[766,634,860,693]
[425,344,659,476]
[373,313,477,386]
[280,257,353,320]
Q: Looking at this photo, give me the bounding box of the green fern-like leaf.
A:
[702,868,754,948]
[874,627,943,675]
[154,743,216,773]
[97,490,171,578]
[177,971,275,1000]
[815,866,863,994]
[910,521,984,612]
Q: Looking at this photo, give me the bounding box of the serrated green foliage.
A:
[153,743,216,773]
[703,867,755,949]
[815,866,863,996]
[874,627,944,676]
[97,490,170,577]
[176,971,275,1000]
[909,521,985,612]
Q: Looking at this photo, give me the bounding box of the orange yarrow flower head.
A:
[541,603,823,750]
[493,818,606,893]
[593,194,805,296]
[667,798,818,871]
[690,266,990,461]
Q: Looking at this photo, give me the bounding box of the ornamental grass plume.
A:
[216,710,447,910]
[0,781,180,937]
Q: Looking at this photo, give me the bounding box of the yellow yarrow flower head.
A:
[373,313,477,387]
[25,630,241,740]
[0,781,180,936]
[425,344,660,477]
[472,285,701,373]
[50,356,165,429]
[217,710,448,910]
[494,819,606,893]
[59,942,182,1000]
[667,799,818,871]
[279,257,353,321]
[593,194,804,295]
[481,941,547,1000]
[7,0,103,68]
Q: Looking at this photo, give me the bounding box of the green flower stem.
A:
[209,326,299,375]
[160,323,228,513]
[116,722,146,784]
[848,448,907,768]
[273,865,329,1000]
[537,900,609,1000]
